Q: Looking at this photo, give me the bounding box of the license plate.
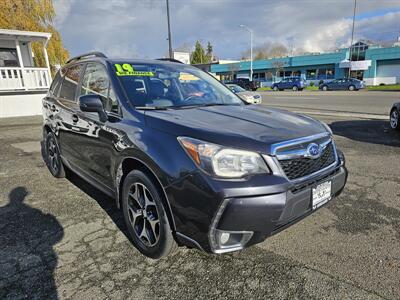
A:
[312,181,332,209]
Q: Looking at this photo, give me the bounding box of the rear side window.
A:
[80,63,119,114]
[59,64,83,101]
[49,71,62,96]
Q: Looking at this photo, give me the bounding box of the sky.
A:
[53,0,400,60]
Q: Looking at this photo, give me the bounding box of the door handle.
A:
[72,114,79,123]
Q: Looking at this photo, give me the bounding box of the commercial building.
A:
[0,29,52,118]
[211,42,400,86]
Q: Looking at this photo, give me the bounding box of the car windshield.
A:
[228,84,245,93]
[114,62,243,108]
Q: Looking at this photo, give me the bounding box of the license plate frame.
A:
[312,181,332,209]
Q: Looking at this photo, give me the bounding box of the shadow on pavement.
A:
[330,119,400,147]
[65,172,129,238]
[0,187,63,299]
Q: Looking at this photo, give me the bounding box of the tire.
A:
[122,170,177,259]
[273,86,279,91]
[348,85,355,91]
[44,132,65,178]
[322,85,328,91]
[292,85,298,91]
[390,108,400,131]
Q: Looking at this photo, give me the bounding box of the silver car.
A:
[227,84,262,104]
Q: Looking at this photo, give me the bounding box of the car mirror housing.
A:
[79,94,107,122]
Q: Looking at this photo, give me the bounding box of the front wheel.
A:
[322,85,328,91]
[122,170,177,259]
[390,108,400,130]
[273,86,279,91]
[292,85,298,91]
[348,85,355,91]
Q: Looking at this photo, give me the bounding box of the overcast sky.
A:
[53,0,400,59]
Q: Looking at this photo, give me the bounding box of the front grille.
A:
[279,142,336,180]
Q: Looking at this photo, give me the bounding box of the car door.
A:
[73,62,122,188]
[56,64,86,168]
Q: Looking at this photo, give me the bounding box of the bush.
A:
[379,83,386,86]
[309,81,315,87]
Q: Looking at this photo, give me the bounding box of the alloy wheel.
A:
[127,182,160,246]
[47,138,60,173]
[390,109,399,129]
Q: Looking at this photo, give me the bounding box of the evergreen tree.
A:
[190,41,207,64]
[206,41,213,61]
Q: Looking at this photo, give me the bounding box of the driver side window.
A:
[80,63,119,114]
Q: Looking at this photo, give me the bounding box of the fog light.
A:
[220,232,230,245]
[211,229,254,253]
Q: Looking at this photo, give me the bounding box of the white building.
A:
[0,29,52,118]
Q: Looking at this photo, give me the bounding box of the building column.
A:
[15,39,26,90]
[43,38,52,84]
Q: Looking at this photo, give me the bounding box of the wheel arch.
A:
[116,156,176,231]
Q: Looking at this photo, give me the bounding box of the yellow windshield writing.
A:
[115,63,154,76]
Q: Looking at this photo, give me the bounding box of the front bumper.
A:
[169,162,347,253]
[210,166,347,253]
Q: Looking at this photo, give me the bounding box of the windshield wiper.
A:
[173,103,241,109]
[135,106,169,110]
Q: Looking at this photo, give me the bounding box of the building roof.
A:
[0,29,51,42]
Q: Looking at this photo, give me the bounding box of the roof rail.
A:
[66,52,107,64]
[156,58,183,64]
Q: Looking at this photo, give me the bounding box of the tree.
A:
[0,0,69,73]
[242,42,289,61]
[190,41,207,64]
[206,41,213,62]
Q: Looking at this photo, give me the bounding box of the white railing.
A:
[0,67,51,91]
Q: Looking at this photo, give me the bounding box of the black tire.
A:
[322,85,328,91]
[273,86,279,91]
[44,132,65,178]
[292,85,298,91]
[122,170,177,259]
[348,85,355,91]
[390,108,400,131]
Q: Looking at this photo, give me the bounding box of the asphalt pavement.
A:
[1,93,400,299]
[260,90,399,117]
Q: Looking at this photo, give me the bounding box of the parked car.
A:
[226,78,260,91]
[390,102,400,131]
[271,77,307,91]
[226,84,262,104]
[319,78,364,91]
[42,52,347,259]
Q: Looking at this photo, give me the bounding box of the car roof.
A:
[64,56,186,69]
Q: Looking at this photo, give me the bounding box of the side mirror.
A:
[79,94,107,122]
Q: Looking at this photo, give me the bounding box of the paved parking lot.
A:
[1,93,400,299]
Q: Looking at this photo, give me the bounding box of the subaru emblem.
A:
[306,143,321,159]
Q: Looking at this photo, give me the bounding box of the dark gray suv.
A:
[42,52,348,258]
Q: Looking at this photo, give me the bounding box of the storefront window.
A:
[326,68,335,79]
[317,68,327,79]
[292,70,301,77]
[306,69,317,79]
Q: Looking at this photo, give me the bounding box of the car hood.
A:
[145,105,328,154]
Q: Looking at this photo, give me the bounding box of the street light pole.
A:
[240,24,253,81]
[166,0,173,59]
[348,0,357,78]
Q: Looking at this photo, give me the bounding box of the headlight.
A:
[178,137,269,178]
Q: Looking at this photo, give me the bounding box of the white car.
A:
[227,84,262,104]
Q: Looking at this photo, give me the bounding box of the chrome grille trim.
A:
[267,132,339,183]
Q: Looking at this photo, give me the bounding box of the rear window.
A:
[59,64,83,101]
[49,71,62,96]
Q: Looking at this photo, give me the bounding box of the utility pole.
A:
[348,0,357,78]
[166,0,173,59]
[240,24,253,81]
